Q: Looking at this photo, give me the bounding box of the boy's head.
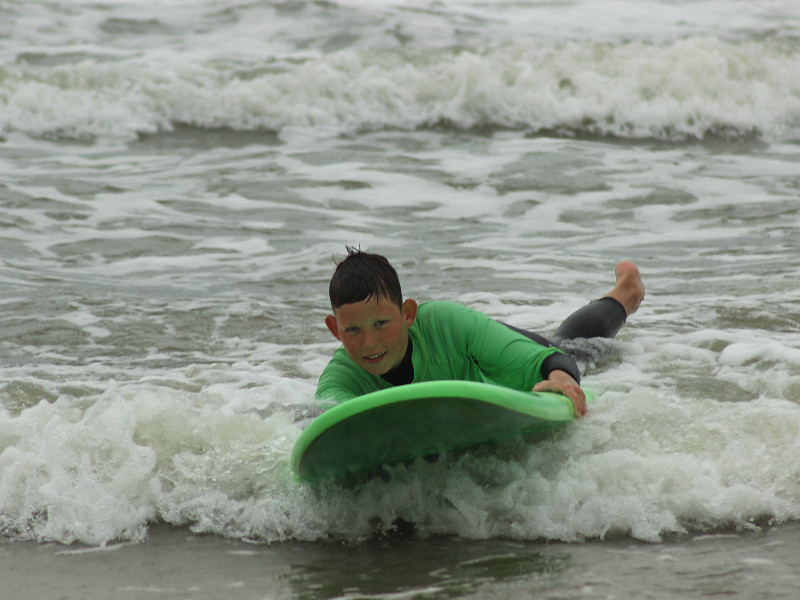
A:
[324,247,417,377]
[328,247,403,310]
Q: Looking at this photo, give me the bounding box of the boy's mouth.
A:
[364,351,387,364]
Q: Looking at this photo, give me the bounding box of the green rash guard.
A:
[316,300,566,403]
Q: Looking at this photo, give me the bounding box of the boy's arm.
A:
[453,306,586,416]
[539,351,581,384]
[469,314,571,390]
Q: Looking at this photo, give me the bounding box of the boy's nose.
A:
[362,329,379,347]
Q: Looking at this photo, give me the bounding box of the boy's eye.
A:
[375,320,390,328]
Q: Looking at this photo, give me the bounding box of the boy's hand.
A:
[532,369,587,417]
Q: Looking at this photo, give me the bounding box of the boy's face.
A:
[325,295,418,377]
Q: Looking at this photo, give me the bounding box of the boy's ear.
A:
[402,298,417,326]
[324,314,341,340]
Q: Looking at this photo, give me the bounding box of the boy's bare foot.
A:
[604,261,645,316]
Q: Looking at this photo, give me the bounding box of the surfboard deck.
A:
[291,380,578,483]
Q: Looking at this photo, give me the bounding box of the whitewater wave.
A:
[2,377,800,546]
[2,37,798,142]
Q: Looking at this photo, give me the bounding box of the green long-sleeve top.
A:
[316,300,566,404]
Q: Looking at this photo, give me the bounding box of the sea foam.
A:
[2,375,799,546]
[2,37,798,142]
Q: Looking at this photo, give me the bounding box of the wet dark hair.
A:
[329,247,403,310]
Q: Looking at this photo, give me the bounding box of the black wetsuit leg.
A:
[501,296,628,382]
[503,296,627,345]
[551,297,627,343]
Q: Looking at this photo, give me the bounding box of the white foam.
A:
[3,377,799,545]
[2,37,798,141]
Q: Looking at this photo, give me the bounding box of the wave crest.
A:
[2,37,798,141]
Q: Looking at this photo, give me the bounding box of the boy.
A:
[317,248,645,417]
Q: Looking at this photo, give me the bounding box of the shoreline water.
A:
[3,521,800,600]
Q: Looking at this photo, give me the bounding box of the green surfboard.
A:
[291,380,578,483]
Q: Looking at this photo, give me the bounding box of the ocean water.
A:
[2,0,800,597]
